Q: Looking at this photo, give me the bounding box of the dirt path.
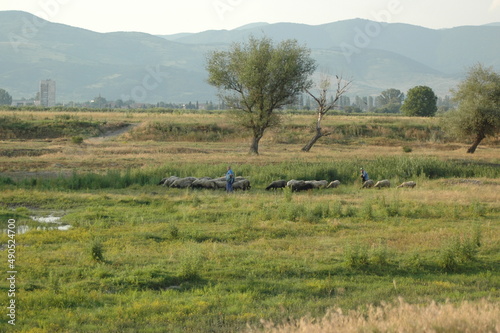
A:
[87,123,140,143]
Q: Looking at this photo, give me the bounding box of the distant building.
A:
[39,79,56,107]
[11,99,36,107]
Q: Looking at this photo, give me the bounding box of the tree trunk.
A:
[249,135,262,155]
[302,131,323,152]
[301,111,326,152]
[467,133,485,154]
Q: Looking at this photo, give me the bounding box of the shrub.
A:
[370,242,389,267]
[439,238,460,272]
[344,244,369,269]
[71,136,84,144]
[90,239,105,263]
[438,233,481,272]
[168,224,180,239]
[178,247,204,280]
[359,200,374,220]
[470,202,486,218]
[331,201,343,218]
[400,253,423,273]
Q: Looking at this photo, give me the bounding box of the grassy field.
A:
[0,109,499,332]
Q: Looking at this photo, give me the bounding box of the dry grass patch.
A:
[249,298,500,333]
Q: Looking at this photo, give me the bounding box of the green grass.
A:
[0,114,129,140]
[2,156,500,191]
[0,183,498,332]
[0,112,498,332]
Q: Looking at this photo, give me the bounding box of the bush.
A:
[344,244,369,269]
[168,224,180,239]
[438,233,481,272]
[90,239,105,262]
[178,247,204,280]
[370,242,389,267]
[71,136,84,144]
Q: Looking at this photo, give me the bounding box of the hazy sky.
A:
[1,0,499,34]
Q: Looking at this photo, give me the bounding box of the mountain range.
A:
[1,10,499,104]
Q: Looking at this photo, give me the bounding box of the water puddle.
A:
[30,215,62,223]
[3,215,71,234]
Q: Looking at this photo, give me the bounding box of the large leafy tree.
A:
[0,88,12,106]
[378,88,404,105]
[375,88,404,113]
[206,36,316,154]
[401,85,437,117]
[444,64,500,154]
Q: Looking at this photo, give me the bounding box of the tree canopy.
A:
[444,64,500,153]
[401,85,437,117]
[0,88,12,105]
[375,88,404,113]
[377,88,404,106]
[206,36,316,154]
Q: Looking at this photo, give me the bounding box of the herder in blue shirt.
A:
[360,168,369,182]
[225,165,235,192]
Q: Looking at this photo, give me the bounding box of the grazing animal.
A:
[374,179,391,189]
[362,179,375,188]
[327,180,341,188]
[397,181,416,188]
[190,178,217,189]
[159,176,180,187]
[265,180,287,191]
[305,180,328,189]
[212,177,250,190]
[170,177,197,189]
[287,180,315,192]
[232,179,251,191]
[214,180,227,189]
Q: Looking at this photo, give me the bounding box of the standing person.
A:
[225,165,235,192]
[360,168,369,182]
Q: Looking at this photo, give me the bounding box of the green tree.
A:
[401,85,438,117]
[91,95,107,108]
[378,88,404,104]
[375,88,404,113]
[0,88,13,105]
[444,64,500,154]
[206,36,316,154]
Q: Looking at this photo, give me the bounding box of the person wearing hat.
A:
[225,165,235,192]
[360,168,369,182]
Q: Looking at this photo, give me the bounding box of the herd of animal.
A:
[158,175,417,192]
[158,176,251,190]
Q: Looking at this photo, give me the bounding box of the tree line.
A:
[2,37,499,155]
[206,36,500,155]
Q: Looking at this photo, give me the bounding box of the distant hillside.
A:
[0,11,499,104]
[0,11,209,103]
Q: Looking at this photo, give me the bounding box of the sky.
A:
[1,0,499,35]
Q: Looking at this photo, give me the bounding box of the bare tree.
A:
[301,74,352,152]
